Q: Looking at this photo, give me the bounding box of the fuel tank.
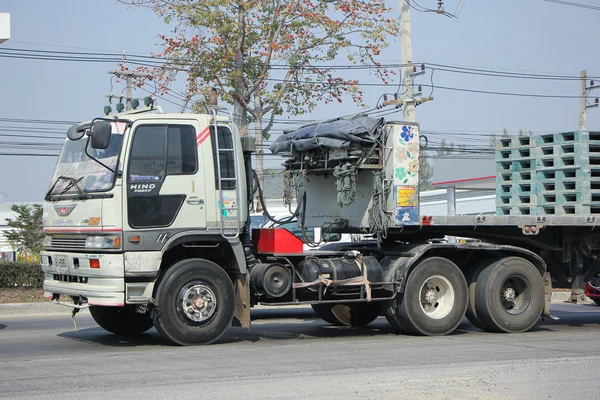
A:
[297,255,383,283]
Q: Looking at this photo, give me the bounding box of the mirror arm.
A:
[84,139,116,173]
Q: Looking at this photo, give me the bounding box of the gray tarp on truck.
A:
[269,115,385,154]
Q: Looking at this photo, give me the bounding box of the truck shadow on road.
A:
[55,305,600,347]
[55,309,473,347]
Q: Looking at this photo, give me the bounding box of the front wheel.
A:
[154,259,235,345]
[475,257,544,333]
[386,257,468,336]
[89,305,153,336]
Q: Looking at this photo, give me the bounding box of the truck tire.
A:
[312,303,382,327]
[89,305,153,336]
[386,257,468,336]
[464,258,495,330]
[475,257,544,333]
[311,304,344,325]
[154,259,235,345]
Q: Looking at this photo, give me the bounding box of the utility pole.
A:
[108,70,147,110]
[579,69,600,131]
[398,1,431,122]
[400,0,415,123]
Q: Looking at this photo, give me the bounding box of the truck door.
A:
[124,121,206,235]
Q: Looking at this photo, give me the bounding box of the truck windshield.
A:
[48,123,125,196]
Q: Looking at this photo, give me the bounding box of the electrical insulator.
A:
[418,85,422,92]
[383,94,388,101]
[596,98,599,105]
[591,80,595,86]
[421,63,425,71]
[412,65,417,73]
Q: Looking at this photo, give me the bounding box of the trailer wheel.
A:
[312,303,381,327]
[89,305,153,336]
[464,258,495,330]
[386,257,468,336]
[154,259,235,345]
[475,257,544,333]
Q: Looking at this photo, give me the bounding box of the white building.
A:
[0,13,10,44]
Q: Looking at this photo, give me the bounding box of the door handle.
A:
[186,196,204,205]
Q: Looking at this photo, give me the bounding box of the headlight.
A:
[43,235,52,248]
[85,235,121,249]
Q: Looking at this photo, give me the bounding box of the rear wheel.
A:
[89,305,153,336]
[386,257,468,336]
[475,257,544,333]
[464,258,496,330]
[154,259,235,345]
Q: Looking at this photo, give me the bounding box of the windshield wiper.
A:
[44,176,90,201]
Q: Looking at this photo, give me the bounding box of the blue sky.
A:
[1,0,600,201]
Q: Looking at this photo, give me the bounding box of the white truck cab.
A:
[41,106,248,310]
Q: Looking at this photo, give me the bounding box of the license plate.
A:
[54,255,69,274]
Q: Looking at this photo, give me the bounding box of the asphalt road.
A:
[1,304,600,400]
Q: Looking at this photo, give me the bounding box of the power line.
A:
[0,117,76,125]
[3,47,599,80]
[541,0,600,11]
[0,133,64,140]
[3,47,597,101]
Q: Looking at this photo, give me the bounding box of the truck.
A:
[40,102,600,345]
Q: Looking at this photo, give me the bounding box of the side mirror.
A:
[88,121,112,149]
[66,124,89,141]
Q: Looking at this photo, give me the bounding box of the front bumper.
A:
[40,251,125,306]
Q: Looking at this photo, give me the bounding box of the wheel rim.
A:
[500,275,531,315]
[419,274,455,319]
[177,282,217,323]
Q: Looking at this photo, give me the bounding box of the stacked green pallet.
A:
[495,131,600,216]
[496,135,537,216]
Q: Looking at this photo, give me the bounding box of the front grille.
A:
[51,235,87,250]
[53,274,89,284]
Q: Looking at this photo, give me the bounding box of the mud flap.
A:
[232,273,251,328]
[542,272,559,321]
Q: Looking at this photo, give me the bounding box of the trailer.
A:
[39,104,600,345]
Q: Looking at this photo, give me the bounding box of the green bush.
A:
[0,262,44,288]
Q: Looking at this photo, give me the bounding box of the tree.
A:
[488,128,511,149]
[419,155,434,191]
[4,204,44,259]
[436,139,455,156]
[119,0,399,191]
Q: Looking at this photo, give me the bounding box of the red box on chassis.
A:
[252,228,304,254]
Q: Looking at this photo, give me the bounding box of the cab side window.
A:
[128,124,197,182]
[210,126,236,189]
[127,124,197,228]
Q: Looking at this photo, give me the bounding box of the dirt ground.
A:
[0,288,49,304]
